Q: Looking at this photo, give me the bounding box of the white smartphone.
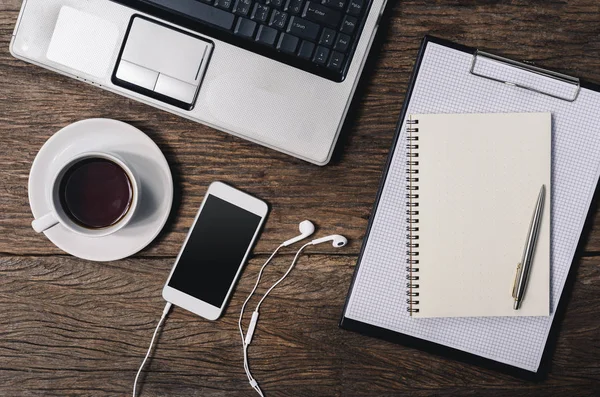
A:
[163,181,269,320]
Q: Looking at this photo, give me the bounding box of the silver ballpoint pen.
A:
[512,185,546,310]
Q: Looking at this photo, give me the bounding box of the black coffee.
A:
[59,158,133,229]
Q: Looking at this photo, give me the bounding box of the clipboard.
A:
[339,36,600,379]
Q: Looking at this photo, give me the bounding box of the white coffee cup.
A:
[31,151,140,237]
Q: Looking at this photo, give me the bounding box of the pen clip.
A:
[512,262,522,299]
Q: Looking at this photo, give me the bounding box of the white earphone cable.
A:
[255,242,310,312]
[133,302,172,397]
[238,244,283,345]
[238,244,284,396]
[241,242,311,396]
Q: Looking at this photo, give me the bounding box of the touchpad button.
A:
[113,16,213,110]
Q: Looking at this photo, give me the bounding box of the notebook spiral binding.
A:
[406,117,420,314]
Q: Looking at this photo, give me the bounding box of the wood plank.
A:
[0,254,598,396]
[2,1,600,256]
[0,2,395,257]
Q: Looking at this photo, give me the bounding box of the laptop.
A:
[10,0,388,165]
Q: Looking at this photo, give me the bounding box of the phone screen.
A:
[168,195,262,308]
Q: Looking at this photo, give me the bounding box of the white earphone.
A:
[238,221,347,396]
[282,220,315,246]
[311,234,348,247]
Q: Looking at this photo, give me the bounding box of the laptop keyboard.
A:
[115,0,372,81]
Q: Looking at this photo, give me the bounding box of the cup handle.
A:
[32,212,59,233]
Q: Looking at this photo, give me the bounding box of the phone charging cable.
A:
[132,302,172,397]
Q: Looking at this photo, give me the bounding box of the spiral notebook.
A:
[340,36,600,376]
[405,112,551,318]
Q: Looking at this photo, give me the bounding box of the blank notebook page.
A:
[344,42,600,372]
[412,113,550,318]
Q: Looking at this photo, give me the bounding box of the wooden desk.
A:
[1,1,599,395]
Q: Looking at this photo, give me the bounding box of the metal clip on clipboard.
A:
[470,50,581,102]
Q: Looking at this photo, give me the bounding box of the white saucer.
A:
[29,119,173,261]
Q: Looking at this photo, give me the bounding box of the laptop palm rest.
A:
[46,6,121,79]
[112,16,214,110]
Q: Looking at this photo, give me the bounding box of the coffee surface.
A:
[60,158,133,229]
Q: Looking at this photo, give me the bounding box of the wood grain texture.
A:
[1,254,599,397]
[0,0,599,395]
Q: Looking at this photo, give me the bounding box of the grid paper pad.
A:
[344,42,600,372]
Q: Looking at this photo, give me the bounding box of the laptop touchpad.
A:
[113,16,213,110]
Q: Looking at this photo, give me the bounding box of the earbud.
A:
[311,234,348,247]
[282,220,315,246]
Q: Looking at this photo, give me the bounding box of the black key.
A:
[327,50,344,71]
[313,45,329,64]
[233,0,252,15]
[319,28,336,46]
[215,0,233,10]
[340,15,357,34]
[322,0,346,10]
[297,40,315,59]
[302,2,341,28]
[286,16,320,41]
[284,0,304,14]
[346,0,363,16]
[266,0,284,8]
[251,3,271,23]
[234,17,257,38]
[277,33,299,53]
[256,25,279,45]
[269,10,288,29]
[333,32,350,52]
[145,0,236,30]
[199,0,214,4]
